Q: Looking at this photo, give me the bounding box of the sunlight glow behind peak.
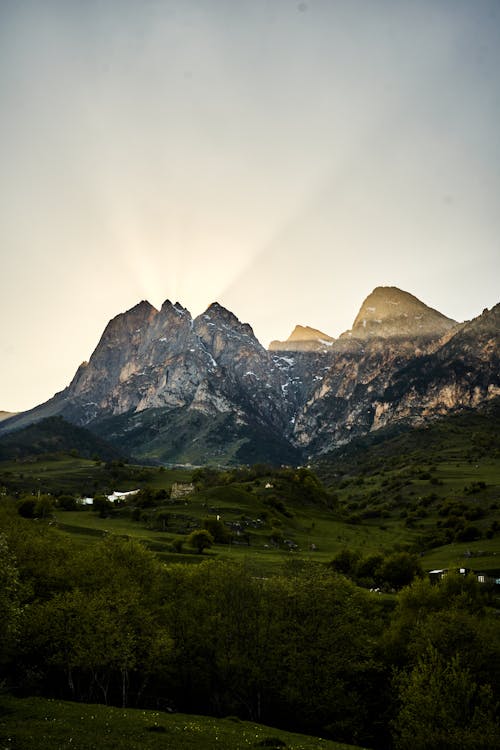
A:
[1,0,499,410]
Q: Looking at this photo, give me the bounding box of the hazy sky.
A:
[1,0,499,412]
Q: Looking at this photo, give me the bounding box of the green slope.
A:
[90,406,302,466]
[0,416,126,462]
[0,696,367,750]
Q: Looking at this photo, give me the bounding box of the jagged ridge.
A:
[1,289,498,465]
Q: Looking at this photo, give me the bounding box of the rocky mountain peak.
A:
[1,286,497,466]
[194,303,261,354]
[343,286,457,340]
[98,300,158,345]
[202,302,249,329]
[269,324,335,352]
[160,299,190,317]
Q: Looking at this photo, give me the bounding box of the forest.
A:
[1,493,499,750]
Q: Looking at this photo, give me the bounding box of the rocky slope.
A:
[1,287,497,464]
[344,286,456,339]
[276,287,463,455]
[0,300,296,463]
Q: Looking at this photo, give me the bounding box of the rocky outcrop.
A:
[1,288,497,464]
[370,303,500,429]
[275,289,458,454]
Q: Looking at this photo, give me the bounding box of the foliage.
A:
[0,533,20,664]
[0,416,125,462]
[187,529,214,554]
[56,494,78,511]
[0,496,499,749]
[0,410,499,750]
[203,516,231,543]
[158,560,386,746]
[329,549,422,591]
[392,647,500,750]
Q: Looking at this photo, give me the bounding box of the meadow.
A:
[0,696,364,750]
[1,435,499,577]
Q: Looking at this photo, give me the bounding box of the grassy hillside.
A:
[91,406,302,466]
[315,400,500,573]
[0,454,185,497]
[0,696,366,750]
[1,402,499,577]
[316,399,500,475]
[0,416,126,462]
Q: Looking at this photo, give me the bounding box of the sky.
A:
[1,0,499,413]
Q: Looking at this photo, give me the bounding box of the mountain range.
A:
[1,286,498,464]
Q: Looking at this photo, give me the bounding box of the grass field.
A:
[0,696,367,750]
[2,402,499,577]
[0,455,192,496]
[2,449,499,576]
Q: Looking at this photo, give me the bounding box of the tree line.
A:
[0,500,499,750]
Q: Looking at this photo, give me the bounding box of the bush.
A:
[172,538,184,553]
[455,525,482,542]
[187,529,214,554]
[57,495,78,511]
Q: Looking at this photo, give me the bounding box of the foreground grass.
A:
[0,696,367,750]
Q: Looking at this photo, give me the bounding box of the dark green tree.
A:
[379,551,422,590]
[203,516,231,543]
[0,533,20,666]
[92,494,112,517]
[393,646,499,750]
[187,529,214,554]
[329,548,360,576]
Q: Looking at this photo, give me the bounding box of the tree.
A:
[271,564,385,745]
[92,494,112,517]
[34,494,54,519]
[21,586,172,706]
[329,548,360,576]
[203,517,231,543]
[379,551,422,590]
[17,497,37,518]
[187,529,214,554]
[0,534,20,665]
[57,494,78,511]
[355,553,384,585]
[393,646,499,750]
[385,572,487,668]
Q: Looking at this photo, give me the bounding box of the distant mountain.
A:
[343,286,456,340]
[0,416,126,462]
[269,325,335,352]
[1,287,497,464]
[0,411,17,422]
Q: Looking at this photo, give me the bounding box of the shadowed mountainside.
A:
[1,287,497,464]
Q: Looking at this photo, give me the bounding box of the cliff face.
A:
[276,287,461,454]
[285,302,499,456]
[65,299,290,435]
[370,303,500,429]
[1,288,498,464]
